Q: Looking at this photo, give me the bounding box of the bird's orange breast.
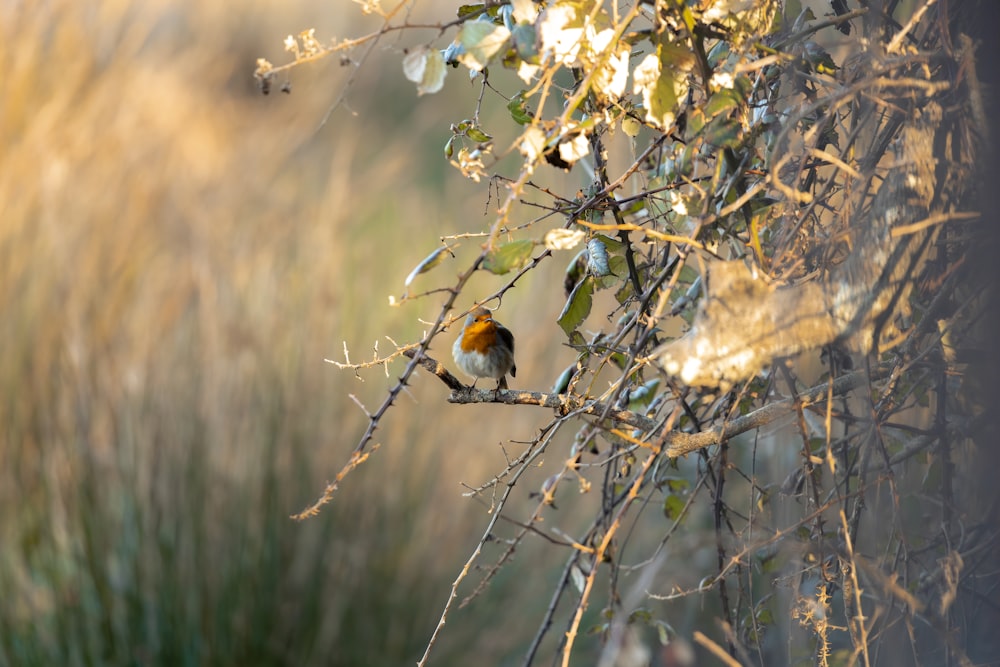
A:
[460,321,498,354]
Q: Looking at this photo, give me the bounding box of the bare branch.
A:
[408,348,881,460]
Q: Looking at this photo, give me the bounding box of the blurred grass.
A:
[0,0,574,664]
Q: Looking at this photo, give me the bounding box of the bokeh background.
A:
[0,0,587,664]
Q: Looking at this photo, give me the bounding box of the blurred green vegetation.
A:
[0,1,579,664]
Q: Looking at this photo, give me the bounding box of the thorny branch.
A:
[409,347,881,456]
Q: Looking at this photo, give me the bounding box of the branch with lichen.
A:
[405,348,879,458]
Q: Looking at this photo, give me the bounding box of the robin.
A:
[452,306,516,390]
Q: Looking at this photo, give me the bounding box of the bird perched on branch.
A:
[452,306,516,390]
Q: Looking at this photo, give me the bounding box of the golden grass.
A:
[0,0,577,663]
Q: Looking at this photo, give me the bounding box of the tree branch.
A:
[661,369,876,457]
[405,349,879,457]
[403,348,658,430]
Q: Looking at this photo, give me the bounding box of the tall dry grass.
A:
[0,1,573,664]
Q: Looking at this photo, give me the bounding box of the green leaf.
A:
[586,621,609,636]
[633,50,678,130]
[756,607,775,626]
[595,255,626,289]
[687,107,706,136]
[587,238,610,276]
[707,40,731,68]
[676,264,700,284]
[457,4,489,18]
[564,248,587,294]
[457,3,482,17]
[507,91,533,125]
[676,142,697,177]
[593,233,625,253]
[566,330,586,348]
[511,24,538,61]
[608,255,628,278]
[614,280,633,305]
[663,493,685,520]
[703,116,742,149]
[655,620,674,645]
[628,608,654,624]
[404,245,453,286]
[665,477,689,492]
[733,74,753,98]
[552,364,576,394]
[465,126,492,142]
[783,0,803,24]
[483,239,534,274]
[558,275,595,337]
[570,563,586,593]
[628,379,660,411]
[632,37,695,130]
[621,115,641,137]
[679,4,695,32]
[704,88,741,119]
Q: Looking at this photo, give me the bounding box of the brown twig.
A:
[403,348,660,431]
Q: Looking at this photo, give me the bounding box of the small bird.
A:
[452,306,517,390]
